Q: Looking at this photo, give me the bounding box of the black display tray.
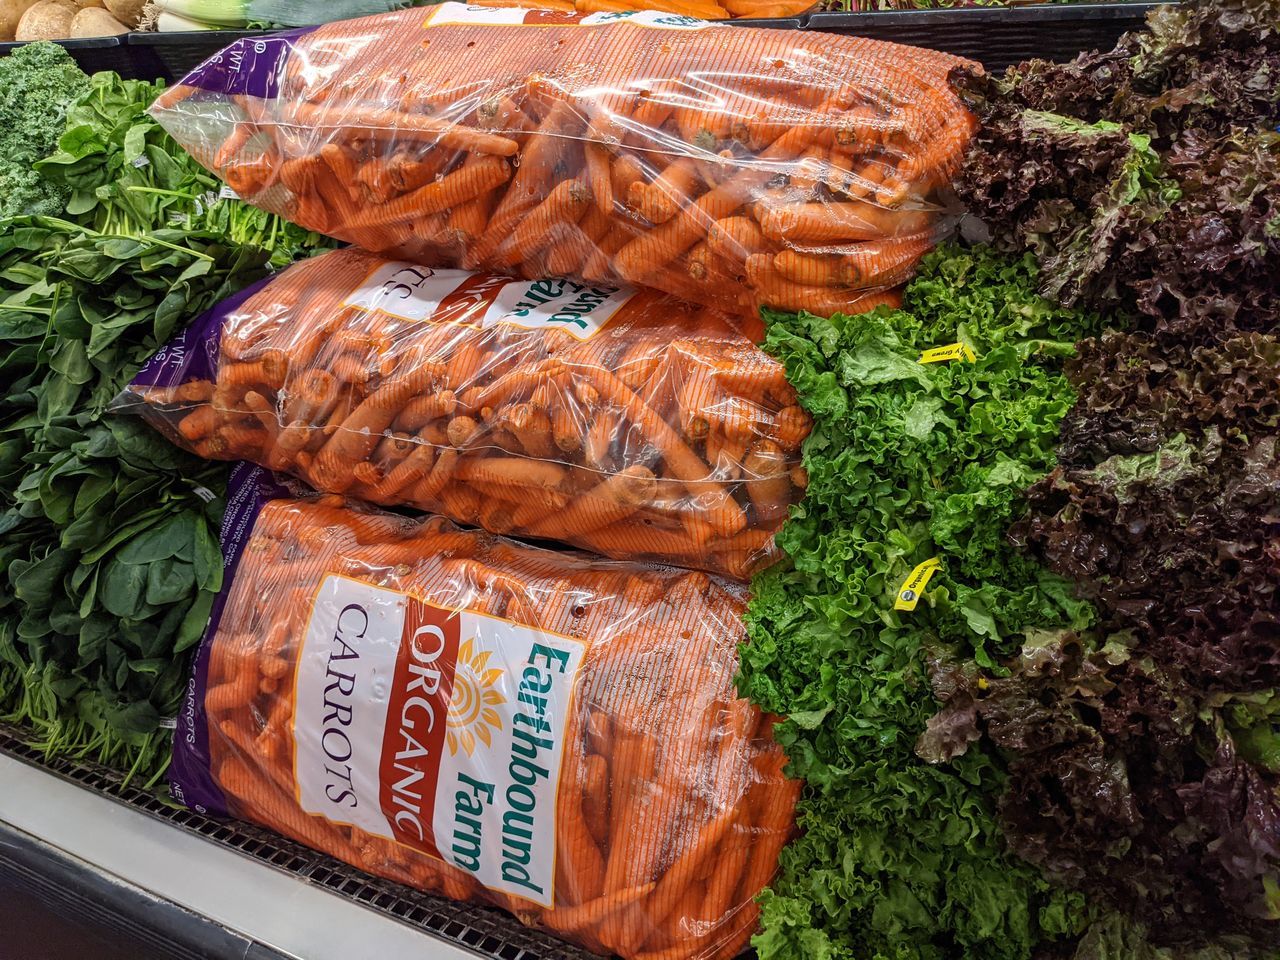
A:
[0,3,1162,80]
[124,28,261,82]
[807,2,1157,71]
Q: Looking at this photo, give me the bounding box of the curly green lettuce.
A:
[742,246,1103,960]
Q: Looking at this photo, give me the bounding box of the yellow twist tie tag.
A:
[919,342,977,364]
[894,557,942,611]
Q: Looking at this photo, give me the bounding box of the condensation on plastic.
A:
[115,248,809,579]
[150,4,977,319]
[186,475,800,960]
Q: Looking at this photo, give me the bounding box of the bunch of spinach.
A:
[742,246,1104,960]
[35,72,325,267]
[0,73,328,780]
[0,220,271,777]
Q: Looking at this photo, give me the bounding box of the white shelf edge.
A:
[0,753,478,960]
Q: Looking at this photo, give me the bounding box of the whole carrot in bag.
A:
[151,4,977,319]
[175,464,800,960]
[115,248,810,579]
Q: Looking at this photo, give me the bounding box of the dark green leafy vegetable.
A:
[35,73,325,268]
[0,43,92,221]
[980,0,1280,145]
[0,73,330,779]
[742,245,1103,960]
[0,218,269,775]
[1069,908,1273,960]
[1054,331,1280,466]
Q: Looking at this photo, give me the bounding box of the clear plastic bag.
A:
[151,4,975,318]
[174,464,800,960]
[115,248,808,579]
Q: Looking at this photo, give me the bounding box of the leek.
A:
[152,0,413,27]
[155,9,221,29]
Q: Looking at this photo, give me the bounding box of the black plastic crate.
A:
[0,35,137,76]
[126,28,261,83]
[806,3,1159,70]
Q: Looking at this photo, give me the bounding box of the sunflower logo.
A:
[446,637,507,757]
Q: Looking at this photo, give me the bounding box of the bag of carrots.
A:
[114,248,809,579]
[150,3,975,319]
[173,463,800,960]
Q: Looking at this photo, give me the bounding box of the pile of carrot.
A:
[464,0,816,20]
[120,249,808,579]
[153,4,977,318]
[202,492,800,960]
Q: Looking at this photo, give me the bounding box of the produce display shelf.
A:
[0,722,601,960]
[0,2,1163,80]
[806,2,1158,70]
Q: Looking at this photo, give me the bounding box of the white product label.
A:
[579,9,710,28]
[425,3,537,26]
[292,574,585,906]
[425,2,710,28]
[343,261,633,341]
[191,485,217,503]
[481,276,635,339]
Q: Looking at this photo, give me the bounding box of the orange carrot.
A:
[346,155,511,228]
[455,456,565,492]
[544,221,596,277]
[756,199,933,244]
[320,143,362,202]
[706,216,767,266]
[466,101,578,267]
[284,102,519,157]
[581,367,746,536]
[526,466,654,540]
[395,391,459,431]
[614,176,756,282]
[354,157,399,203]
[475,95,537,138]
[629,157,700,224]
[775,404,811,451]
[582,753,609,848]
[772,231,933,288]
[585,141,615,218]
[494,178,592,267]
[746,254,905,315]
[742,439,791,524]
[215,122,257,170]
[611,154,650,203]
[178,406,217,442]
